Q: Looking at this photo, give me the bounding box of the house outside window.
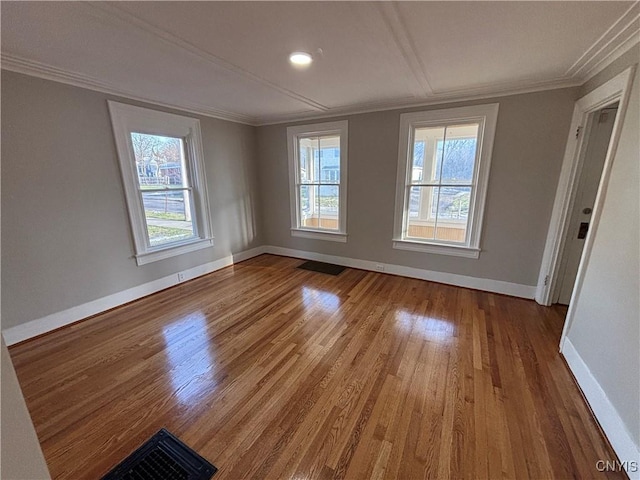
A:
[287,121,348,242]
[393,104,499,258]
[108,101,214,265]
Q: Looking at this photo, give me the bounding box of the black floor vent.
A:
[297,260,346,276]
[102,429,217,480]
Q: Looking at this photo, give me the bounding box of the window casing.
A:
[108,101,213,265]
[287,121,348,242]
[393,104,499,258]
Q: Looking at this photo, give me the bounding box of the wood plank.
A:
[8,254,625,479]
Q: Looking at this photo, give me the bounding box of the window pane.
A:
[130,133,187,188]
[411,141,425,182]
[299,184,339,231]
[319,185,339,230]
[299,142,309,183]
[435,186,471,221]
[434,186,471,243]
[299,135,341,185]
[318,136,340,184]
[407,186,436,240]
[319,185,338,215]
[407,186,470,243]
[289,121,347,235]
[413,126,445,184]
[299,137,316,183]
[142,191,195,246]
[299,184,312,219]
[397,105,498,250]
[437,124,478,184]
[299,184,318,228]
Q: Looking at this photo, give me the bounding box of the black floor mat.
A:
[297,260,346,276]
[102,429,217,480]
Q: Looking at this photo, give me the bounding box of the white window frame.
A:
[393,103,499,258]
[287,120,348,242]
[108,101,214,265]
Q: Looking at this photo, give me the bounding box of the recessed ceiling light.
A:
[289,52,312,67]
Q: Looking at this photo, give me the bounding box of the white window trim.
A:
[108,101,214,266]
[393,103,499,257]
[392,240,481,258]
[290,228,347,243]
[287,120,348,242]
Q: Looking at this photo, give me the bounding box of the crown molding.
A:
[4,2,633,130]
[1,52,582,129]
[428,75,581,99]
[84,2,328,113]
[581,23,640,81]
[565,1,640,80]
[1,54,258,126]
[3,2,635,129]
[256,77,580,126]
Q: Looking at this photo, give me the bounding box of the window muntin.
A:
[406,123,479,244]
[109,102,213,265]
[298,135,340,231]
[394,104,498,257]
[288,121,348,242]
[131,133,197,247]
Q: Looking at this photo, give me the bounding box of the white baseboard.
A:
[232,245,266,263]
[562,338,640,479]
[2,246,266,346]
[2,244,534,346]
[264,245,536,299]
[5,244,636,477]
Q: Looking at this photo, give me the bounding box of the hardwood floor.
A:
[10,254,622,479]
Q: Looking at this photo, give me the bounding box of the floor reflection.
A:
[162,312,216,405]
[395,309,456,343]
[301,286,341,313]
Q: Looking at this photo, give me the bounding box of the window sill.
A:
[135,237,214,265]
[291,229,347,243]
[393,239,480,258]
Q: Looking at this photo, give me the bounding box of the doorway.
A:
[554,104,618,305]
[536,66,634,319]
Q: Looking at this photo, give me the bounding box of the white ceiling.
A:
[2,1,638,125]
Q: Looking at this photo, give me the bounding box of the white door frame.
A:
[535,67,635,327]
[554,104,617,306]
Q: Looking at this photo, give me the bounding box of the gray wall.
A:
[1,71,262,329]
[566,55,640,452]
[0,72,585,332]
[257,88,578,286]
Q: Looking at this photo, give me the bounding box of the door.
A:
[555,105,618,305]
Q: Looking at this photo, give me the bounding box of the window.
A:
[287,121,348,242]
[108,102,213,265]
[393,104,498,258]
